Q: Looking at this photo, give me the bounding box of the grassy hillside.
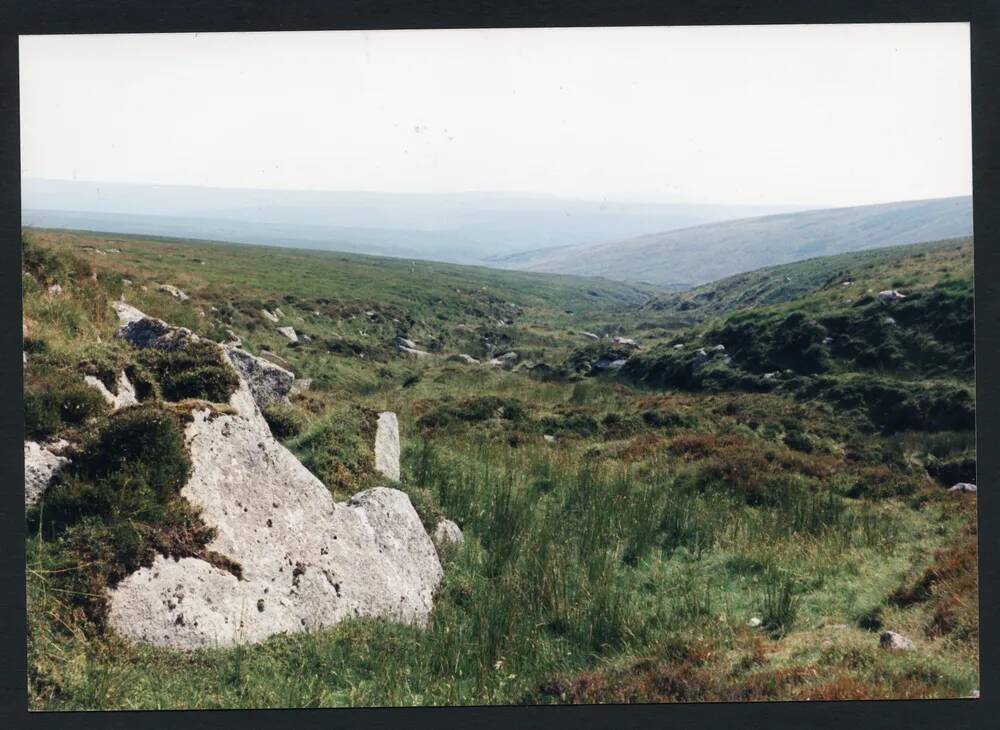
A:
[643,237,973,323]
[23,228,977,708]
[501,197,972,287]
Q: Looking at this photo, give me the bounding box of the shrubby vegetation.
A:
[23,230,977,708]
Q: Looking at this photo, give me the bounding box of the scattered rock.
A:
[822,336,834,345]
[612,337,639,349]
[496,352,519,368]
[692,348,712,370]
[673,343,685,349]
[394,336,418,350]
[748,617,763,628]
[373,412,401,482]
[543,434,556,443]
[580,331,600,340]
[455,354,479,364]
[24,441,70,506]
[83,370,138,411]
[47,283,62,295]
[261,309,279,323]
[274,307,286,319]
[157,284,190,301]
[277,326,298,343]
[879,631,915,651]
[225,347,294,409]
[878,289,907,303]
[948,482,977,493]
[432,519,464,546]
[711,344,726,352]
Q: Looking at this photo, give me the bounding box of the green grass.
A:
[22,228,978,708]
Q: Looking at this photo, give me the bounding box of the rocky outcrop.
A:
[374,412,401,482]
[105,305,443,649]
[260,309,280,323]
[24,441,70,506]
[224,347,294,409]
[394,336,430,359]
[83,371,138,411]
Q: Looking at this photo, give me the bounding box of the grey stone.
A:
[580,331,600,340]
[224,347,294,409]
[878,289,906,302]
[24,441,70,506]
[748,617,763,628]
[374,412,401,482]
[948,482,977,493]
[277,326,298,343]
[455,354,479,364]
[157,284,190,301]
[879,631,915,651]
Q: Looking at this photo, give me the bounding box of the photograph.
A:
[19,23,978,710]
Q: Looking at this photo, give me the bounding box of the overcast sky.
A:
[19,24,971,208]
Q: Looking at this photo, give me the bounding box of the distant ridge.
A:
[498,196,973,288]
[21,179,802,266]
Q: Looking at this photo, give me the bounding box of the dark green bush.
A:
[538,411,600,438]
[24,374,108,439]
[77,405,190,498]
[926,453,976,486]
[601,412,644,439]
[137,340,239,403]
[642,409,697,429]
[418,396,527,430]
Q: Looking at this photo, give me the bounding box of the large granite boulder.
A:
[105,305,443,649]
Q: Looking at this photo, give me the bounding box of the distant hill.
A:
[498,197,973,287]
[643,236,973,322]
[21,179,800,266]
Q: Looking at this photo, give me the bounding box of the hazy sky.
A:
[20,24,971,207]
